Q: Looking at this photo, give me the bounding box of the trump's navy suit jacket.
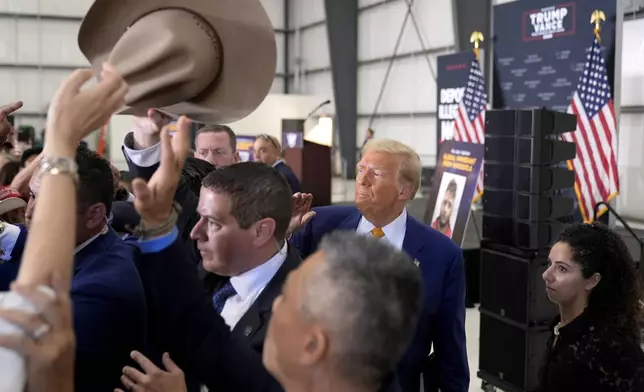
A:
[291,205,470,392]
[0,225,147,392]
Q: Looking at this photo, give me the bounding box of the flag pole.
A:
[591,10,606,43]
[469,31,485,205]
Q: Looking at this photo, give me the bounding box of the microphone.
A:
[305,99,331,121]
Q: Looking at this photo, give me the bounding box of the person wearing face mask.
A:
[540,223,644,392]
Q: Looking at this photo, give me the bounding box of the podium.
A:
[282,119,332,207]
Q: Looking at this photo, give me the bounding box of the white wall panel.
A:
[358,53,443,114]
[358,0,454,61]
[260,0,285,30]
[289,0,326,27]
[0,69,72,112]
[302,72,335,113]
[616,113,644,221]
[0,19,86,66]
[289,24,330,70]
[288,71,335,112]
[0,0,91,16]
[620,18,644,106]
[357,116,437,166]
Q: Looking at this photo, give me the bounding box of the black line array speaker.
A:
[482,109,577,250]
[479,311,550,392]
[479,241,557,325]
[478,108,578,391]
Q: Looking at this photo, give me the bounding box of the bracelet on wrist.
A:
[133,202,182,239]
[38,156,79,184]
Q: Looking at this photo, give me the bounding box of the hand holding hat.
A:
[132,116,191,229]
[45,64,128,156]
[132,109,173,150]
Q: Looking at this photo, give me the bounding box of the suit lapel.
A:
[337,207,362,231]
[402,216,426,267]
[233,245,303,339]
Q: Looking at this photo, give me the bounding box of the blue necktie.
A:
[212,280,237,313]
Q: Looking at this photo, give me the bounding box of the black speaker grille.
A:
[480,248,558,324]
[479,312,550,392]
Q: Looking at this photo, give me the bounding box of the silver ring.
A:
[33,324,51,340]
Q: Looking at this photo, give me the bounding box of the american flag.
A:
[454,55,487,200]
[563,37,619,222]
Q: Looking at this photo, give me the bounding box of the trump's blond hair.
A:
[362,139,421,196]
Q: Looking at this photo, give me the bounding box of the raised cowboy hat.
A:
[78,0,276,124]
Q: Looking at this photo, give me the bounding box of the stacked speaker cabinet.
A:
[477,109,577,392]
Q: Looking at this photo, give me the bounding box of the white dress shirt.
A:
[74,225,109,254]
[356,208,408,250]
[123,138,162,168]
[272,159,284,167]
[220,241,288,330]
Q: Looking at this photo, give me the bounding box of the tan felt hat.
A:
[78,0,277,124]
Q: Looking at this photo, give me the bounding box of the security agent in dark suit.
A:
[253,133,302,193]
[120,161,305,392]
[193,162,302,352]
[129,228,418,392]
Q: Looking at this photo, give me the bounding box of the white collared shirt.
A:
[220,241,288,329]
[74,225,108,254]
[356,208,408,250]
[272,159,284,168]
[123,137,162,168]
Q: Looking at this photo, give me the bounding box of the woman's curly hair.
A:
[557,223,643,343]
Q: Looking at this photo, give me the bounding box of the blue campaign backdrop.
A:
[492,0,617,111]
[492,0,617,222]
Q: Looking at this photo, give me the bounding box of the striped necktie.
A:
[370,227,385,239]
[212,280,237,313]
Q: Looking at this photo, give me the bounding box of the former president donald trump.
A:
[290,139,469,392]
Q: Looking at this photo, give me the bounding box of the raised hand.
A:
[45,63,128,155]
[132,116,191,227]
[0,101,23,145]
[116,351,187,392]
[132,109,174,150]
[288,192,316,236]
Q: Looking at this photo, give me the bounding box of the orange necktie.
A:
[370,227,385,239]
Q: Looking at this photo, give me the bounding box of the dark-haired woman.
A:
[540,223,644,392]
